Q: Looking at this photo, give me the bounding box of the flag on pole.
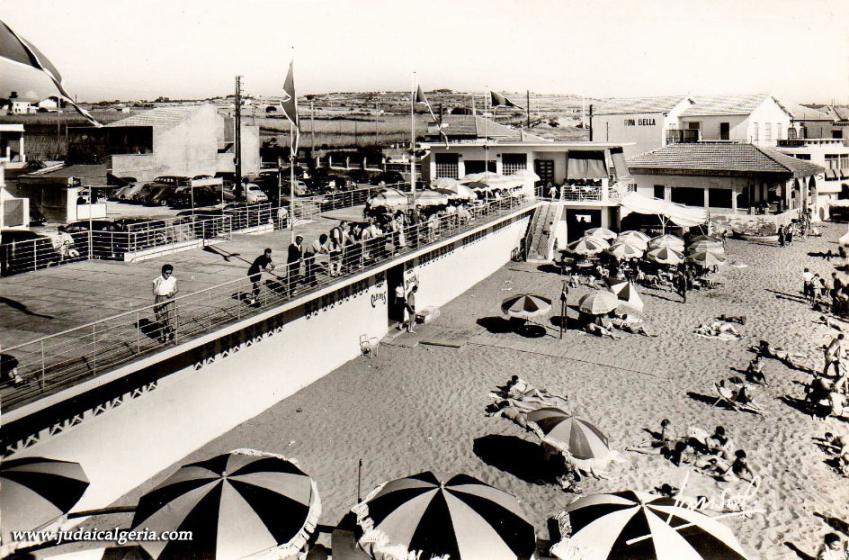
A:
[415,84,449,148]
[0,19,101,126]
[490,90,524,110]
[281,60,300,152]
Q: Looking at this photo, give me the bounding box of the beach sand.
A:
[83,222,849,559]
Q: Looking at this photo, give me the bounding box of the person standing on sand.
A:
[405,285,418,333]
[816,533,848,560]
[823,333,845,378]
[778,225,786,247]
[676,268,688,303]
[803,268,815,300]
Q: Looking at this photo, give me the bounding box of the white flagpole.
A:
[411,72,416,206]
[484,86,489,175]
[289,48,296,243]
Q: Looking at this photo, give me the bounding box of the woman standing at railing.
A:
[152,264,178,344]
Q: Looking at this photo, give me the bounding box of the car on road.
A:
[244,183,268,204]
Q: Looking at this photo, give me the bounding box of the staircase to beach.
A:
[525,201,563,262]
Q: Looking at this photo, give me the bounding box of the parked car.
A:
[168,186,225,208]
[126,183,157,203]
[244,183,268,204]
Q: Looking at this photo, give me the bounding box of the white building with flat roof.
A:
[0,123,26,168]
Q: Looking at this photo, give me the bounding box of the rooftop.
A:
[591,96,690,116]
[104,105,206,129]
[627,142,825,177]
[680,94,771,117]
[775,101,834,122]
[428,115,546,142]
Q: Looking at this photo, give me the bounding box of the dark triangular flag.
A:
[490,90,523,110]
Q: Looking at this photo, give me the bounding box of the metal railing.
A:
[0,196,533,411]
[0,233,91,275]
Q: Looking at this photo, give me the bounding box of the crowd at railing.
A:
[0,195,534,411]
[534,182,636,202]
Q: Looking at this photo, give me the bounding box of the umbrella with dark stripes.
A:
[352,471,536,560]
[551,491,749,560]
[1,456,90,541]
[501,294,552,319]
[525,408,611,461]
[130,449,321,560]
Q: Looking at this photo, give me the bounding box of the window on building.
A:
[775,122,781,141]
[653,185,665,199]
[687,121,701,131]
[795,154,811,160]
[825,154,839,170]
[534,160,554,184]
[464,160,496,174]
[762,122,772,144]
[434,153,459,179]
[752,122,759,143]
[708,188,732,208]
[720,122,730,140]
[502,153,527,175]
[670,187,704,207]
[840,154,849,170]
[787,128,797,140]
[834,130,844,140]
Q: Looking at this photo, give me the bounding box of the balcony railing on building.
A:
[666,129,701,144]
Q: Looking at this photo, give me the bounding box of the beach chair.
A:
[713,383,765,416]
[359,334,379,358]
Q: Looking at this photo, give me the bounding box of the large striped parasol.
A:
[688,251,727,268]
[368,188,408,209]
[649,234,685,252]
[608,242,644,260]
[577,290,619,315]
[352,471,536,560]
[501,293,552,319]
[0,456,90,541]
[566,236,610,256]
[617,231,649,250]
[431,177,461,190]
[586,227,618,241]
[551,491,750,560]
[434,184,476,201]
[646,247,685,266]
[414,189,450,207]
[607,280,644,313]
[130,449,321,560]
[525,408,611,461]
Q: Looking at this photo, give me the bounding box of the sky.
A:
[3,0,849,104]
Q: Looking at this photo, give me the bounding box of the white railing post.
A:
[40,340,46,390]
[33,240,37,271]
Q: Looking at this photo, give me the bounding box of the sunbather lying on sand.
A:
[752,340,813,373]
[718,314,747,325]
[492,376,570,406]
[584,322,619,339]
[627,418,679,456]
[610,318,657,337]
[485,400,530,429]
[697,450,755,483]
[694,321,741,338]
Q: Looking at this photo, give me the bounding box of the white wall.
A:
[590,113,667,159]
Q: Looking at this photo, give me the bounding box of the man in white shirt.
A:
[152,264,178,343]
[803,267,815,300]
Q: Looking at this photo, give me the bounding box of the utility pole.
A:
[526,90,531,129]
[310,99,315,154]
[234,76,242,199]
[588,104,593,142]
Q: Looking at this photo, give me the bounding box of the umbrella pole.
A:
[357,458,363,502]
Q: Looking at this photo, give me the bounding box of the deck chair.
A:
[713,383,765,416]
[359,334,379,358]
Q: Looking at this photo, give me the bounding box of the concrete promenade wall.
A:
[5,211,532,516]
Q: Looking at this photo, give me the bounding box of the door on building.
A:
[720,122,730,140]
[565,209,601,242]
[386,263,406,325]
[534,160,555,185]
[464,160,496,174]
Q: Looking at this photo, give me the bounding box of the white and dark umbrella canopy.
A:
[551,491,749,560]
[368,188,408,209]
[566,236,610,256]
[586,227,618,241]
[687,240,724,254]
[525,408,611,461]
[414,190,450,207]
[608,242,644,260]
[0,456,90,541]
[434,184,476,200]
[130,449,320,560]
[577,290,619,315]
[431,177,461,190]
[501,294,552,319]
[688,251,727,268]
[616,231,649,250]
[608,281,644,313]
[460,172,528,189]
[649,234,685,252]
[353,471,536,560]
[646,247,685,266]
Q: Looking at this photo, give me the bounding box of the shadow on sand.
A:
[473,434,558,485]
[784,542,816,560]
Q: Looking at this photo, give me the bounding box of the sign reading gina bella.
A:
[624,118,656,126]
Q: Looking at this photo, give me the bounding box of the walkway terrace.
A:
[0,197,535,413]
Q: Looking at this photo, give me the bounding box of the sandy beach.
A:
[77,222,849,559]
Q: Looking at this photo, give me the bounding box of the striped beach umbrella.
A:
[566,236,610,256]
[352,471,535,560]
[368,188,408,209]
[608,242,644,260]
[551,491,749,560]
[414,189,450,207]
[618,230,651,242]
[431,177,460,190]
[434,184,476,200]
[0,457,90,541]
[501,293,552,319]
[586,227,618,241]
[577,290,619,315]
[687,240,724,254]
[617,232,649,251]
[688,251,727,268]
[646,247,684,266]
[648,234,685,252]
[525,408,611,461]
[130,449,321,560]
[608,281,644,313]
